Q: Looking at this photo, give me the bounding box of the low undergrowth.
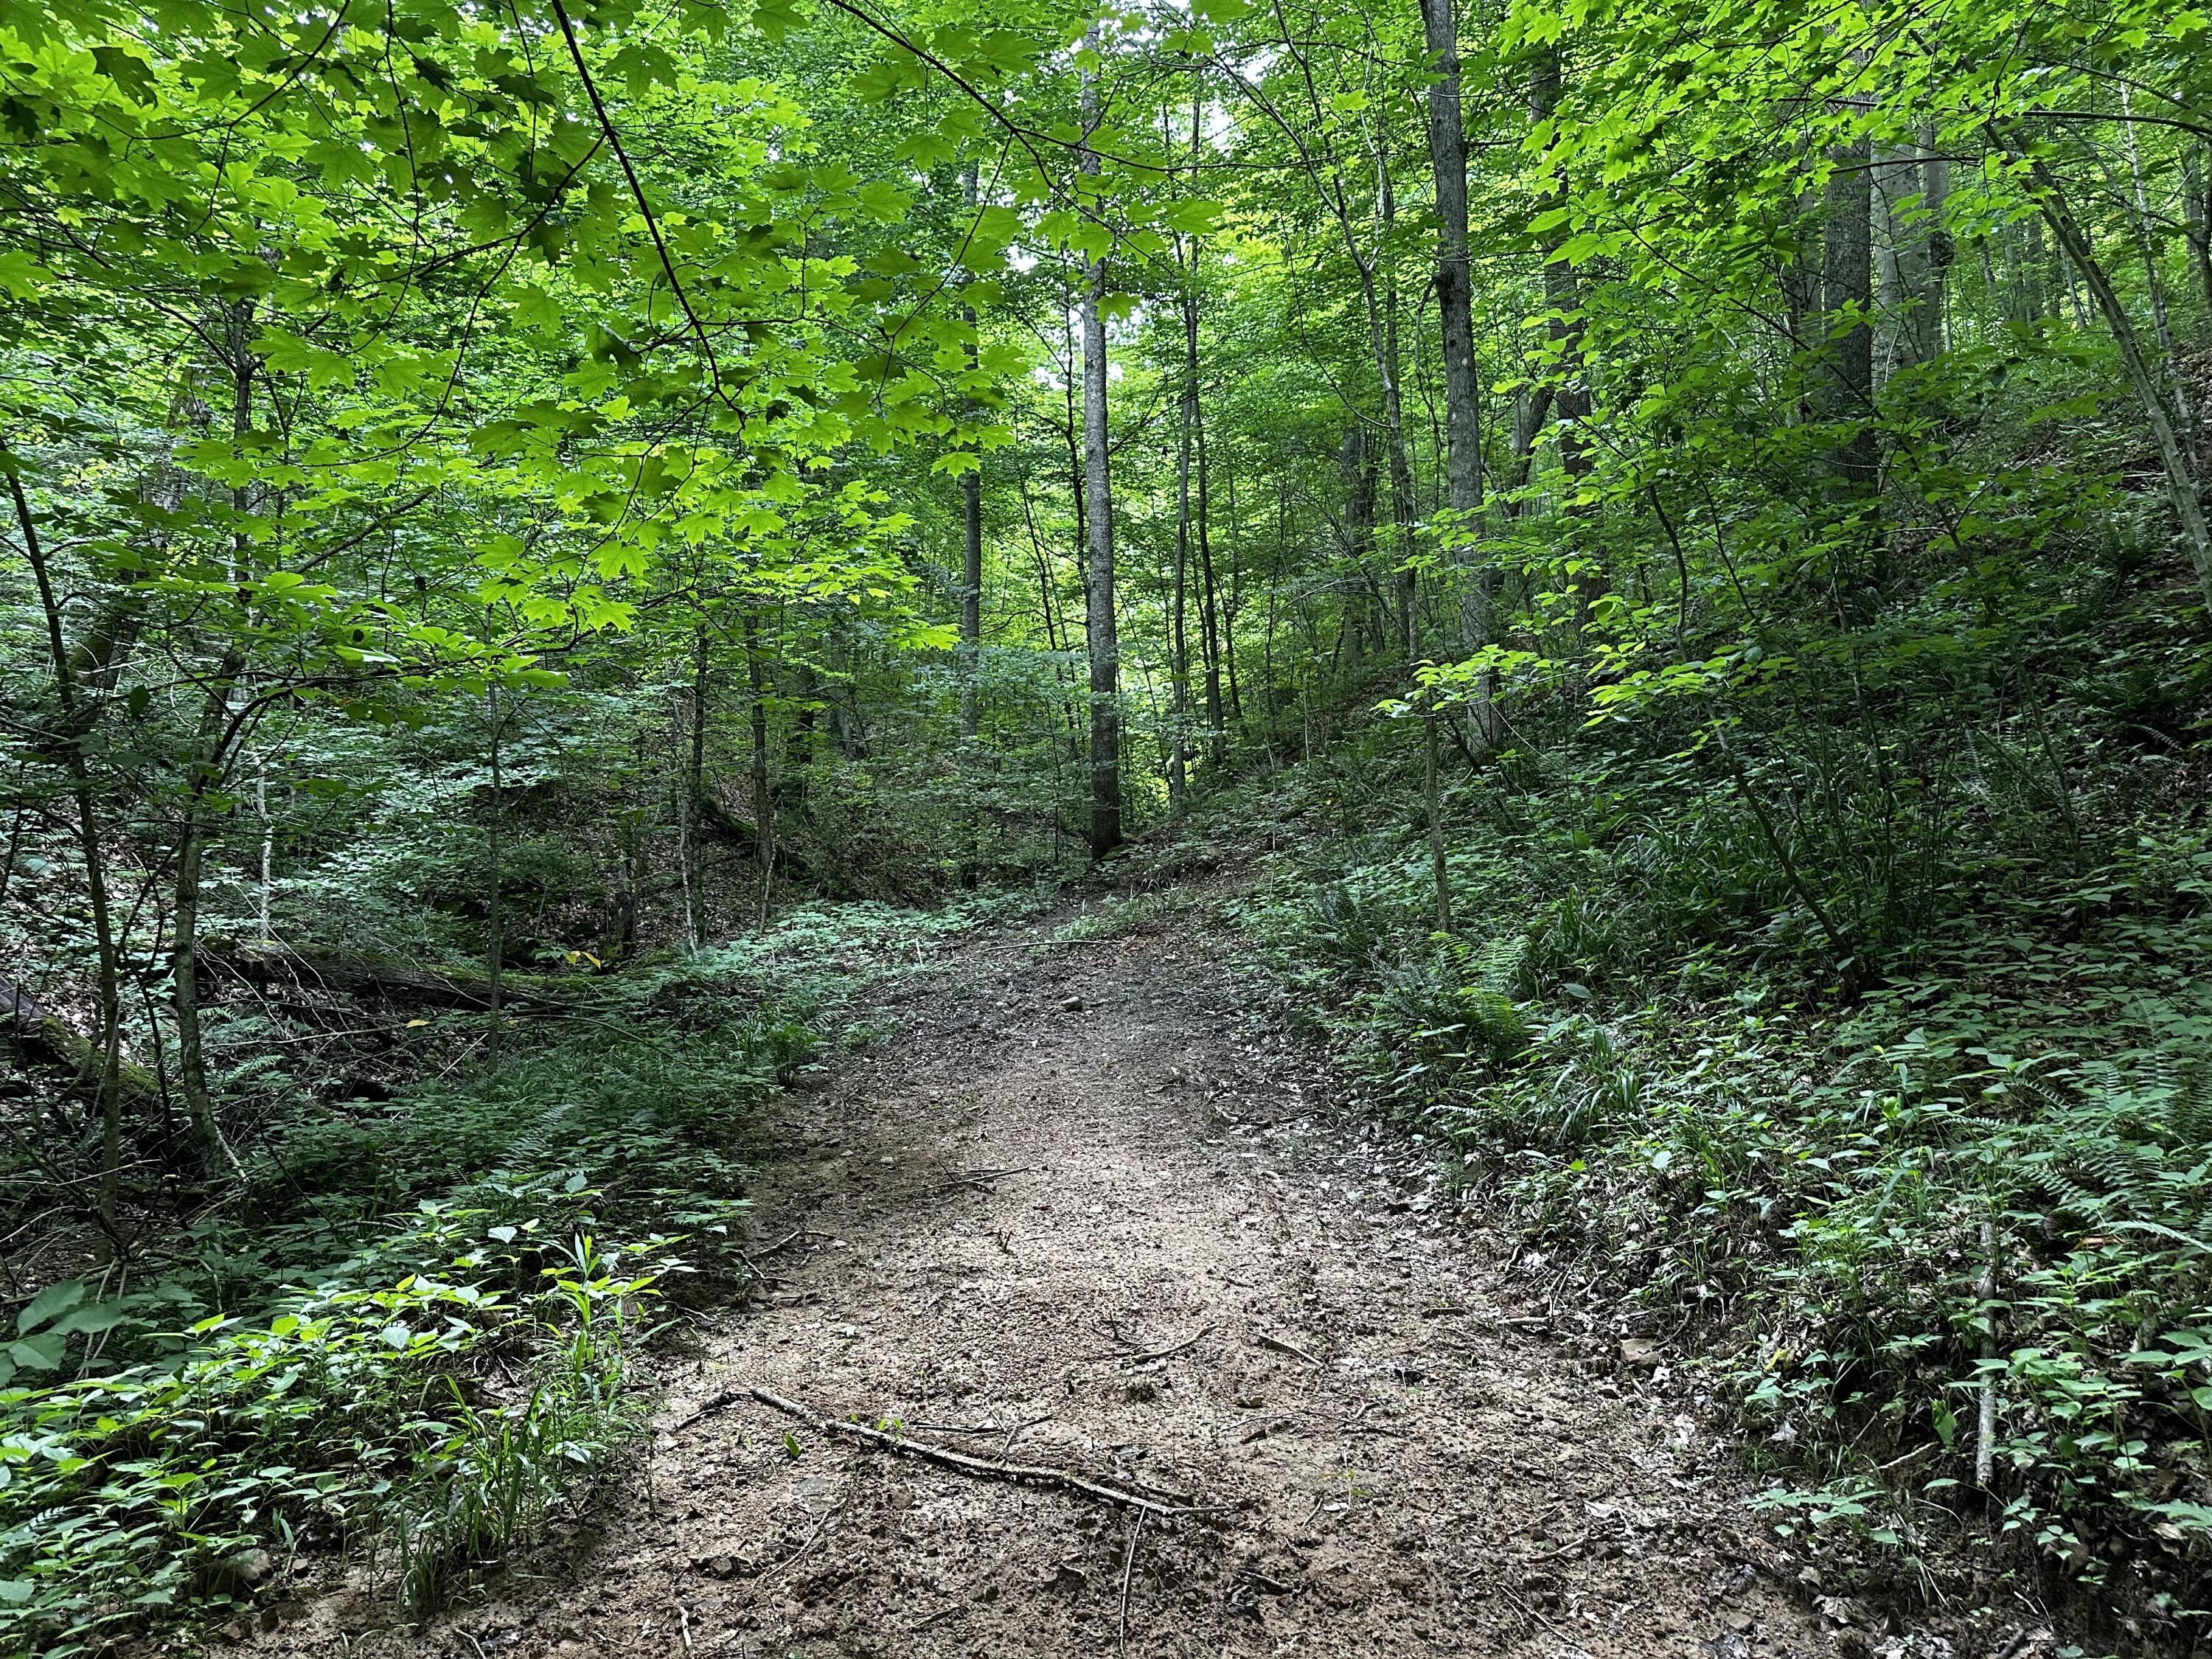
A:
[1228,703,2212,1652]
[0,895,1018,1656]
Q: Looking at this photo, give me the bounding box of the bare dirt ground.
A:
[277,893,1906,1659]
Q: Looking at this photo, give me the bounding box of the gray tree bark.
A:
[1419,0,1495,747]
[1079,27,1121,859]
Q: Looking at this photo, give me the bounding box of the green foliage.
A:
[1237,634,2212,1630]
[0,947,831,1652]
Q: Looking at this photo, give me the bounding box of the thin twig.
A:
[1498,1584,1567,1638]
[739,1226,829,1278]
[1091,1324,1215,1366]
[1127,1324,1214,1364]
[1256,1332,1325,1366]
[669,1388,742,1433]
[925,1165,1036,1195]
[746,1387,1214,1516]
[1000,1411,1056,1459]
[1117,1509,1146,1655]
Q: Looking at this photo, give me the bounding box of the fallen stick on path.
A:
[1090,1324,1214,1366]
[1256,1332,1325,1366]
[668,1388,744,1433]
[738,1227,830,1276]
[1116,1509,1146,1653]
[933,1165,1035,1192]
[746,1386,1215,1517]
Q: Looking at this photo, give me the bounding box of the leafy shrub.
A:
[1235,727,2212,1635]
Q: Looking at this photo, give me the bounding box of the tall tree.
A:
[1079,24,1122,859]
[1418,0,1495,742]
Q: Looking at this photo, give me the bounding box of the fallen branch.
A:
[1000,1411,1055,1458]
[746,1386,1213,1517]
[1091,1324,1214,1366]
[930,1165,1035,1194]
[669,1389,743,1433]
[739,1226,830,1276]
[1256,1332,1325,1366]
[206,948,589,1012]
[1499,1583,1568,1639]
[1117,1509,1146,1653]
[1,973,161,1111]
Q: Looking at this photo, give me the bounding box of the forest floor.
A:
[262,880,1984,1659]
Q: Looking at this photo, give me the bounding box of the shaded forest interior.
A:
[4,0,2212,1651]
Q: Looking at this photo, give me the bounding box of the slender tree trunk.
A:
[1530,47,1601,637]
[486,684,505,1057]
[2121,88,2194,453]
[1381,233,1419,658]
[1360,153,1420,663]
[1194,368,1225,768]
[1340,428,1380,667]
[747,611,774,917]
[685,628,709,943]
[2016,149,2212,613]
[1079,27,1121,859]
[7,473,128,1234]
[1820,106,1879,607]
[1222,463,1245,723]
[2185,145,2212,329]
[959,170,987,883]
[672,686,696,949]
[172,321,262,1175]
[256,759,273,944]
[171,648,246,1175]
[1169,245,1202,811]
[1923,127,1953,354]
[960,160,985,754]
[1420,0,1495,745]
[1018,465,1085,756]
[1170,317,1192,818]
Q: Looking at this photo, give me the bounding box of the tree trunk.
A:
[1424,702,1451,931]
[2185,145,2212,330]
[1194,365,1225,768]
[2121,89,2194,453]
[747,611,775,915]
[2018,152,2212,613]
[1530,47,1601,636]
[1340,428,1380,665]
[7,473,128,1234]
[1822,127,1874,459]
[1419,0,1495,744]
[170,647,247,1175]
[173,320,262,1175]
[486,685,505,1056]
[959,160,985,755]
[1079,27,1122,860]
[1874,142,1934,377]
[1821,114,1879,606]
[1169,302,1192,818]
[1382,240,1419,659]
[1923,127,1952,352]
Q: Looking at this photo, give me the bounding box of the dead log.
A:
[1,973,163,1109]
[202,950,589,1011]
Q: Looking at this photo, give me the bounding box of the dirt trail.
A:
[312,897,1848,1659]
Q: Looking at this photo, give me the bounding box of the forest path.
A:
[344,891,1837,1659]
